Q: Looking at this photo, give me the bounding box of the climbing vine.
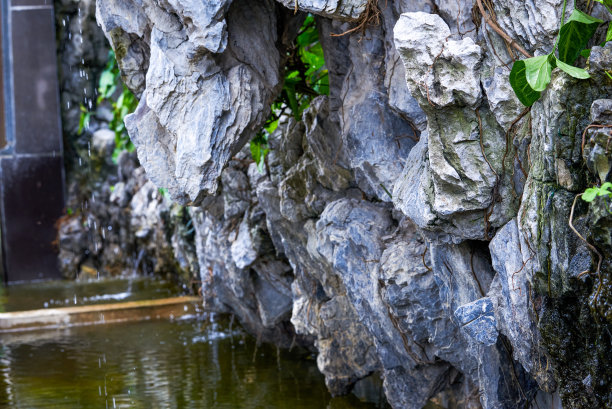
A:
[79,50,138,162]
[250,14,329,172]
[509,0,611,106]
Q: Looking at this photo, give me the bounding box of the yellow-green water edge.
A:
[0,279,388,408]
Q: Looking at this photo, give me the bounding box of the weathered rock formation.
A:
[91,0,612,408]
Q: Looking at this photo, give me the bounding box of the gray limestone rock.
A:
[492,0,564,56]
[98,0,289,205]
[488,218,554,390]
[454,297,498,346]
[583,99,612,183]
[394,12,517,241]
[91,0,612,407]
[335,11,419,201]
[276,0,367,19]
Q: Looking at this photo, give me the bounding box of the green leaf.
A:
[78,111,91,134]
[250,140,261,165]
[265,118,279,134]
[580,48,591,58]
[600,182,612,195]
[557,10,603,64]
[509,60,542,106]
[554,57,590,79]
[257,147,269,173]
[607,22,612,43]
[249,133,269,174]
[524,55,553,92]
[583,188,598,202]
[283,85,301,120]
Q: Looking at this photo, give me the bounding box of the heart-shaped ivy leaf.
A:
[582,188,598,202]
[509,60,542,106]
[558,10,603,64]
[524,55,553,92]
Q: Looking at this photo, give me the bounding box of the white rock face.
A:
[394,12,507,241]
[98,0,284,205]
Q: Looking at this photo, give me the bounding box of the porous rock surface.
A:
[94,0,612,408]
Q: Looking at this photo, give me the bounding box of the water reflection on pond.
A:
[0,293,388,408]
[0,277,181,312]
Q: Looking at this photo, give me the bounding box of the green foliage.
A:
[281,14,329,120]
[250,132,269,173]
[509,2,606,106]
[582,182,612,202]
[524,54,554,92]
[509,60,542,106]
[249,14,328,173]
[78,50,138,162]
[78,105,92,134]
[557,10,603,64]
[109,86,138,162]
[554,57,590,79]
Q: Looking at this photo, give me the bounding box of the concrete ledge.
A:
[0,296,202,333]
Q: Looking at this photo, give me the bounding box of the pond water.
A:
[0,279,389,409]
[0,277,182,312]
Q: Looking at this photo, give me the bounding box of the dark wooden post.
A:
[0,0,65,282]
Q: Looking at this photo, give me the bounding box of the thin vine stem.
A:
[553,0,568,52]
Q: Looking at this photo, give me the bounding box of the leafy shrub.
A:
[250,14,328,172]
[510,0,611,106]
[79,50,138,162]
[582,182,612,202]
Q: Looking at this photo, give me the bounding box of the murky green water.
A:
[0,280,388,409]
[0,277,182,312]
